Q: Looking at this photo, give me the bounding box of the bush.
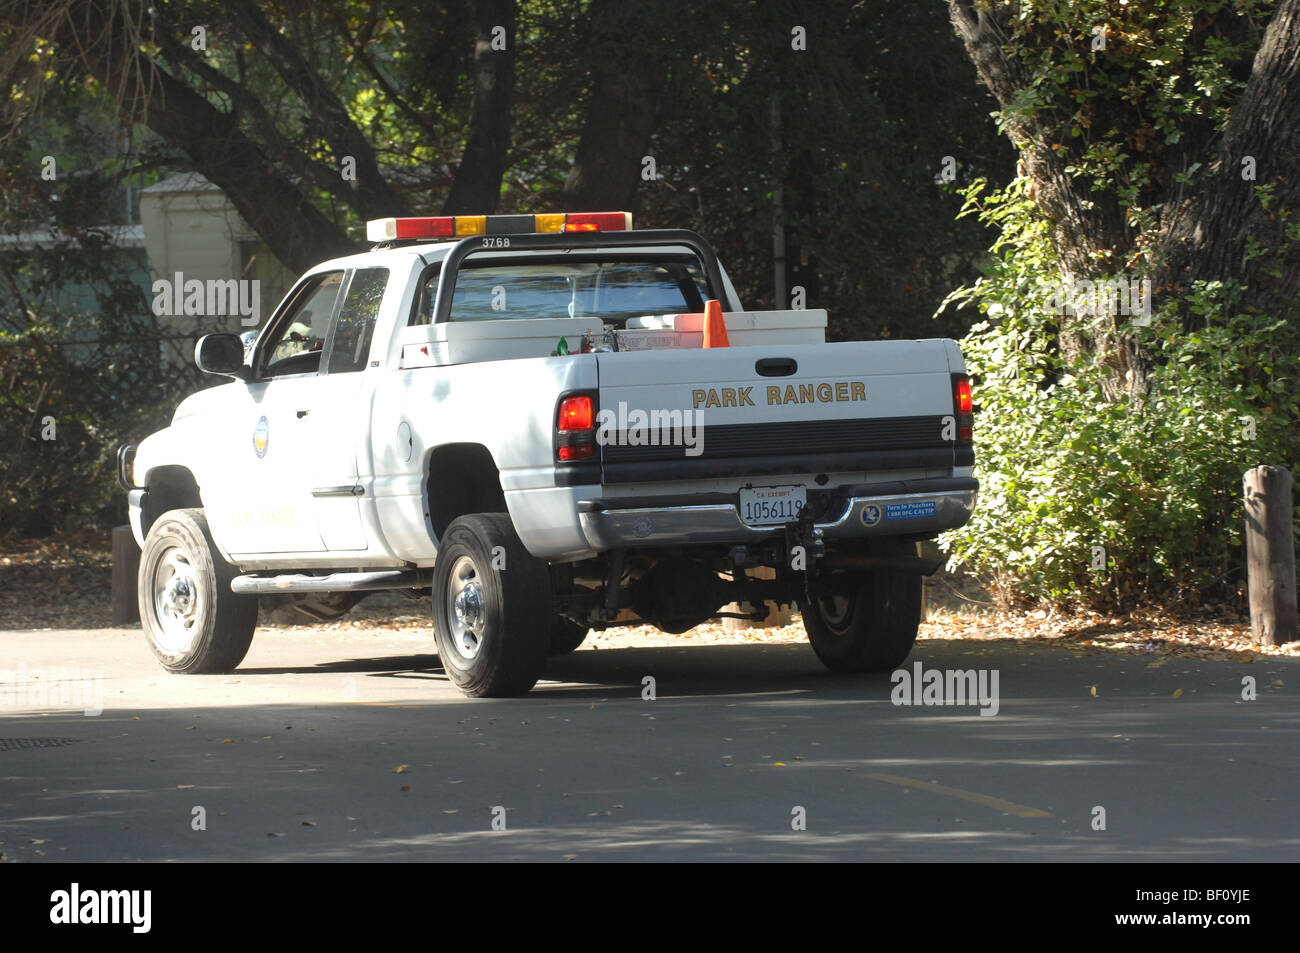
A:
[0,226,204,537]
[0,320,193,537]
[938,180,1300,612]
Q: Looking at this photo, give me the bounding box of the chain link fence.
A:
[0,323,213,536]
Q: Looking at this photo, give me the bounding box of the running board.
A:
[231,570,430,595]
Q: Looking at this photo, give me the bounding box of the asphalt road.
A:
[1,624,1297,862]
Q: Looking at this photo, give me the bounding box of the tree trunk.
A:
[442,0,515,215]
[560,0,671,211]
[1159,0,1300,320]
[947,0,1300,397]
[945,0,1143,398]
[946,2,1131,281]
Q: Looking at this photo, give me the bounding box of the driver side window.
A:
[261,272,345,378]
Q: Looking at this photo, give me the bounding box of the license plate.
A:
[738,485,807,526]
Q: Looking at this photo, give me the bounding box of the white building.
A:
[139,172,295,348]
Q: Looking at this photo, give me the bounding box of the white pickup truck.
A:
[119,212,977,696]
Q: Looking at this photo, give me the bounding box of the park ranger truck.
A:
[118,212,978,697]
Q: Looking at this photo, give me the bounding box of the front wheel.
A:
[798,557,922,673]
[138,508,258,673]
[431,513,552,696]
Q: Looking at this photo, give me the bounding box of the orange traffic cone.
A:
[702,298,729,348]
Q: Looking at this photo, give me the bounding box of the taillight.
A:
[952,373,974,443]
[558,396,594,431]
[955,377,973,414]
[556,394,596,461]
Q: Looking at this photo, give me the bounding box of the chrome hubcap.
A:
[152,547,202,652]
[446,556,486,660]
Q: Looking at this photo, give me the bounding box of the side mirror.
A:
[194,333,250,379]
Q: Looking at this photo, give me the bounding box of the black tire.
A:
[431,513,552,696]
[138,508,258,674]
[798,548,922,673]
[549,618,589,655]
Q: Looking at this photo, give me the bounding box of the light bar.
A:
[367,212,632,243]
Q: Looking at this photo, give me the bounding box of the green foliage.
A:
[0,141,199,537]
[1001,0,1273,214]
[624,0,1011,339]
[939,178,1299,611]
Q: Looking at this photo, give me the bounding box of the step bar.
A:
[231,569,430,595]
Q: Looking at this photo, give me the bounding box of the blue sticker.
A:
[860,504,882,527]
[885,500,936,520]
[253,416,269,458]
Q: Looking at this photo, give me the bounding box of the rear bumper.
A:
[577,477,977,550]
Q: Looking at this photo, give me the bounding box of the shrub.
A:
[938,179,1299,612]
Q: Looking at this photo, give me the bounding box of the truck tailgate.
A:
[594,340,962,483]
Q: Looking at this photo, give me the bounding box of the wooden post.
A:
[1243,466,1297,647]
[111,525,141,626]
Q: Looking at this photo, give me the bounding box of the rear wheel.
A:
[432,513,552,696]
[798,550,922,673]
[138,508,258,673]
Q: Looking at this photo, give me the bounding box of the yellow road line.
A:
[860,773,1053,818]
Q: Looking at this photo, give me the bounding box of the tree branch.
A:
[225,0,406,219]
[58,1,353,272]
[151,11,348,212]
[328,7,441,145]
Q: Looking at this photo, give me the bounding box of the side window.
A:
[327,268,388,373]
[410,274,438,326]
[261,272,344,378]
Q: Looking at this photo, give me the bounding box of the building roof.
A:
[140,171,222,194]
[0,224,145,249]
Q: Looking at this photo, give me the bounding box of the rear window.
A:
[436,259,708,323]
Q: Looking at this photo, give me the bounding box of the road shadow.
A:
[222,636,1206,699]
[237,654,444,677]
[3,639,1297,863]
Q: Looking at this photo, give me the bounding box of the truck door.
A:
[299,266,389,551]
[213,272,345,555]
